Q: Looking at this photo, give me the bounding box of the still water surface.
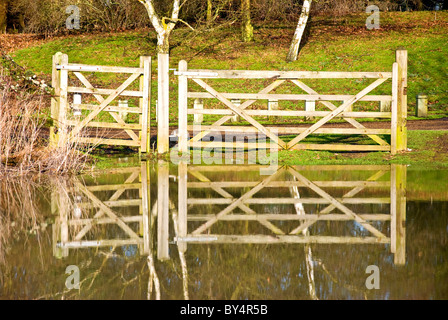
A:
[0,162,447,299]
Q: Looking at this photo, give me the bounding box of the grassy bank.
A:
[274,130,448,168]
[2,11,447,172]
[88,129,448,170]
[8,10,448,124]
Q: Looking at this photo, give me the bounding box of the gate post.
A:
[51,53,69,146]
[58,54,69,146]
[157,54,170,154]
[50,53,62,146]
[178,60,189,153]
[140,56,152,154]
[396,49,408,152]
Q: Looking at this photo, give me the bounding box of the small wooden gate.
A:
[52,164,151,258]
[50,53,151,153]
[176,50,407,155]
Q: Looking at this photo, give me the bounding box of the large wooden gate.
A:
[50,53,151,153]
[174,163,407,265]
[176,50,407,155]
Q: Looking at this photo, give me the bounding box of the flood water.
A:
[0,162,447,300]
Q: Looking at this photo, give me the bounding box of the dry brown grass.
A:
[0,78,92,175]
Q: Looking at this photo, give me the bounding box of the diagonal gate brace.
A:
[287,78,389,149]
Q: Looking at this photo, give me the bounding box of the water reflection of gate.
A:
[52,163,151,258]
[52,162,407,299]
[173,163,406,265]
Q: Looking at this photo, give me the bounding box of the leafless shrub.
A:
[0,79,92,175]
[312,0,398,16]
[8,0,150,35]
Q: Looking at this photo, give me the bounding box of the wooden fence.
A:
[50,53,152,153]
[176,50,407,154]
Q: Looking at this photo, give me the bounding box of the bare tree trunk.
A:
[286,0,312,62]
[206,0,213,25]
[0,0,7,34]
[138,0,181,153]
[241,0,253,42]
[139,0,180,54]
[206,0,231,27]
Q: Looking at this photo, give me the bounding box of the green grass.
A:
[10,10,448,126]
[273,130,448,168]
[6,11,448,170]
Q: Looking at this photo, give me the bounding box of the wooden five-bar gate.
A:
[176,50,407,155]
[50,50,407,155]
[50,52,152,153]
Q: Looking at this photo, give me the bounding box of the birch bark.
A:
[286,0,312,62]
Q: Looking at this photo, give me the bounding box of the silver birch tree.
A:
[138,0,181,153]
[286,0,312,62]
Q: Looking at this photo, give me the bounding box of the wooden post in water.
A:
[157,160,170,260]
[177,161,188,253]
[193,99,204,124]
[178,60,189,154]
[305,100,315,121]
[51,190,63,259]
[157,54,170,154]
[268,99,278,121]
[390,164,407,265]
[141,161,151,255]
[380,100,391,113]
[230,99,241,123]
[54,191,69,258]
